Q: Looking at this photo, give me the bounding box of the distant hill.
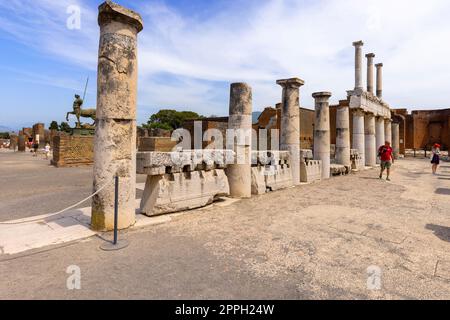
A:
[0,125,14,132]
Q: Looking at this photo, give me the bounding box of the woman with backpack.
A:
[431,143,441,174]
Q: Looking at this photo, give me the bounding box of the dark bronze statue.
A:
[66,94,96,128]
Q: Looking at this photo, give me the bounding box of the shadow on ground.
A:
[426,224,450,243]
[435,188,450,195]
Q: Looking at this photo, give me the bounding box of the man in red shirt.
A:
[378,141,395,181]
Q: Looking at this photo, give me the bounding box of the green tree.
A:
[0,132,10,139]
[143,109,203,130]
[49,121,59,130]
[59,122,71,133]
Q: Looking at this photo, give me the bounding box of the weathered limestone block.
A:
[265,164,293,191]
[136,150,234,174]
[350,149,365,171]
[138,137,177,152]
[91,1,143,231]
[140,169,229,216]
[330,164,349,176]
[251,166,267,195]
[51,135,94,167]
[300,149,313,161]
[300,160,322,183]
[252,150,290,166]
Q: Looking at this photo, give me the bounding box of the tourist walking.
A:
[431,143,441,174]
[32,141,39,157]
[378,141,394,181]
[44,143,51,160]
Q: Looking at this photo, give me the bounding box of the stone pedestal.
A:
[364,113,376,167]
[336,105,351,167]
[375,117,385,164]
[277,78,304,185]
[313,92,332,179]
[91,1,143,231]
[226,83,252,198]
[352,109,365,166]
[52,135,94,167]
[384,119,392,144]
[392,122,400,159]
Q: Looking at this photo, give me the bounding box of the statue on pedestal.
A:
[66,94,96,129]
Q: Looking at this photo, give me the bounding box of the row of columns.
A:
[225,80,398,197]
[353,41,383,98]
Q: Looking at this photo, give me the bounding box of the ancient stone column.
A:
[335,105,351,167]
[392,122,400,159]
[375,117,385,164]
[366,53,375,94]
[364,113,376,167]
[313,92,332,179]
[384,119,392,144]
[277,78,305,185]
[91,1,143,231]
[352,109,365,165]
[376,63,383,99]
[226,83,252,198]
[353,41,364,91]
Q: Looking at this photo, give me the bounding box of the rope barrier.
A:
[0,178,115,225]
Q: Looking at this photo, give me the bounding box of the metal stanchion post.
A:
[100,175,129,251]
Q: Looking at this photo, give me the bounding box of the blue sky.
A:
[1,0,450,131]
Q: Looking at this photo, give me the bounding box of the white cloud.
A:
[1,0,450,123]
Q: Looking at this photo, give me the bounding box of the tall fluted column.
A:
[375,117,385,164]
[226,83,252,198]
[352,109,365,166]
[392,122,400,159]
[313,92,332,179]
[364,113,376,167]
[353,41,364,91]
[91,1,144,231]
[366,53,375,94]
[277,78,305,185]
[335,105,351,167]
[376,63,383,99]
[384,119,392,144]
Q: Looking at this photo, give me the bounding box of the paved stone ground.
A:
[0,150,146,222]
[1,152,450,299]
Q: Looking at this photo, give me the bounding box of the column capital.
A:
[375,63,383,68]
[98,0,144,32]
[276,78,305,88]
[312,91,332,99]
[365,53,376,59]
[353,40,364,47]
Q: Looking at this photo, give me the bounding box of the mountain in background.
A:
[0,125,14,132]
